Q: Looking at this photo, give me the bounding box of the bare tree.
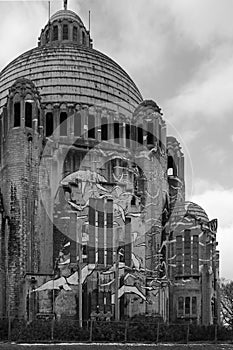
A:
[220,279,233,328]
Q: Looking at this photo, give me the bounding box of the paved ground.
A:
[1,343,233,350]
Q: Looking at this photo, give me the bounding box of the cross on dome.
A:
[64,0,68,10]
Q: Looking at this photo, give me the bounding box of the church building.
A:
[0,2,220,325]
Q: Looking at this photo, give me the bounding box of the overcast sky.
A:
[0,0,233,280]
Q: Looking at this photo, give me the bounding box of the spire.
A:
[64,0,67,10]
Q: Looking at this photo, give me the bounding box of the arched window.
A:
[159,124,162,147]
[101,117,108,140]
[25,102,32,128]
[73,26,78,41]
[14,102,21,127]
[176,235,183,275]
[45,30,49,43]
[137,124,143,145]
[52,25,58,41]
[184,229,191,275]
[147,122,154,145]
[74,113,81,137]
[88,115,95,138]
[192,235,199,274]
[114,122,119,143]
[63,24,68,40]
[82,31,86,45]
[185,297,190,315]
[131,195,136,206]
[177,297,184,317]
[60,112,68,136]
[192,297,197,315]
[45,112,53,137]
[131,125,136,142]
[126,124,130,148]
[168,155,177,176]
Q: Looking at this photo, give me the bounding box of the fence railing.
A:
[0,317,232,343]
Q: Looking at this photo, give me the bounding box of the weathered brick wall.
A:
[0,126,41,317]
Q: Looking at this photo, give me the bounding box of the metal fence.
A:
[0,317,232,344]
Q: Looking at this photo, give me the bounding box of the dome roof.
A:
[171,201,209,224]
[0,10,143,115]
[50,9,84,25]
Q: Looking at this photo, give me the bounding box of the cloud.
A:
[167,0,233,47]
[0,1,48,69]
[165,51,233,121]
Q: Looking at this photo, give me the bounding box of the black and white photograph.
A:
[0,0,233,349]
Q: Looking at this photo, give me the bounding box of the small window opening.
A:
[159,124,162,147]
[45,30,49,43]
[63,24,68,40]
[101,117,108,140]
[137,124,143,145]
[82,31,86,45]
[46,112,53,137]
[60,112,68,136]
[114,122,119,143]
[185,297,190,315]
[25,102,32,128]
[168,155,177,176]
[147,122,154,144]
[126,124,130,147]
[167,168,173,176]
[178,297,184,317]
[192,296,197,315]
[131,125,136,142]
[52,25,58,41]
[14,102,21,127]
[131,195,136,206]
[73,26,78,41]
[74,113,81,137]
[88,115,95,138]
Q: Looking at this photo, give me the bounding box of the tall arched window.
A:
[126,124,130,148]
[63,24,68,40]
[185,297,190,316]
[52,25,58,41]
[147,122,154,145]
[101,117,108,140]
[45,30,49,43]
[14,102,21,127]
[177,297,184,317]
[192,297,197,315]
[82,31,86,45]
[168,155,177,176]
[25,102,32,128]
[137,124,143,145]
[159,124,162,147]
[74,113,81,137]
[46,112,53,137]
[73,26,78,41]
[60,112,68,136]
[114,122,119,143]
[88,115,95,138]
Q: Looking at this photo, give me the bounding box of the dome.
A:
[50,9,84,25]
[0,10,143,115]
[171,201,209,224]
